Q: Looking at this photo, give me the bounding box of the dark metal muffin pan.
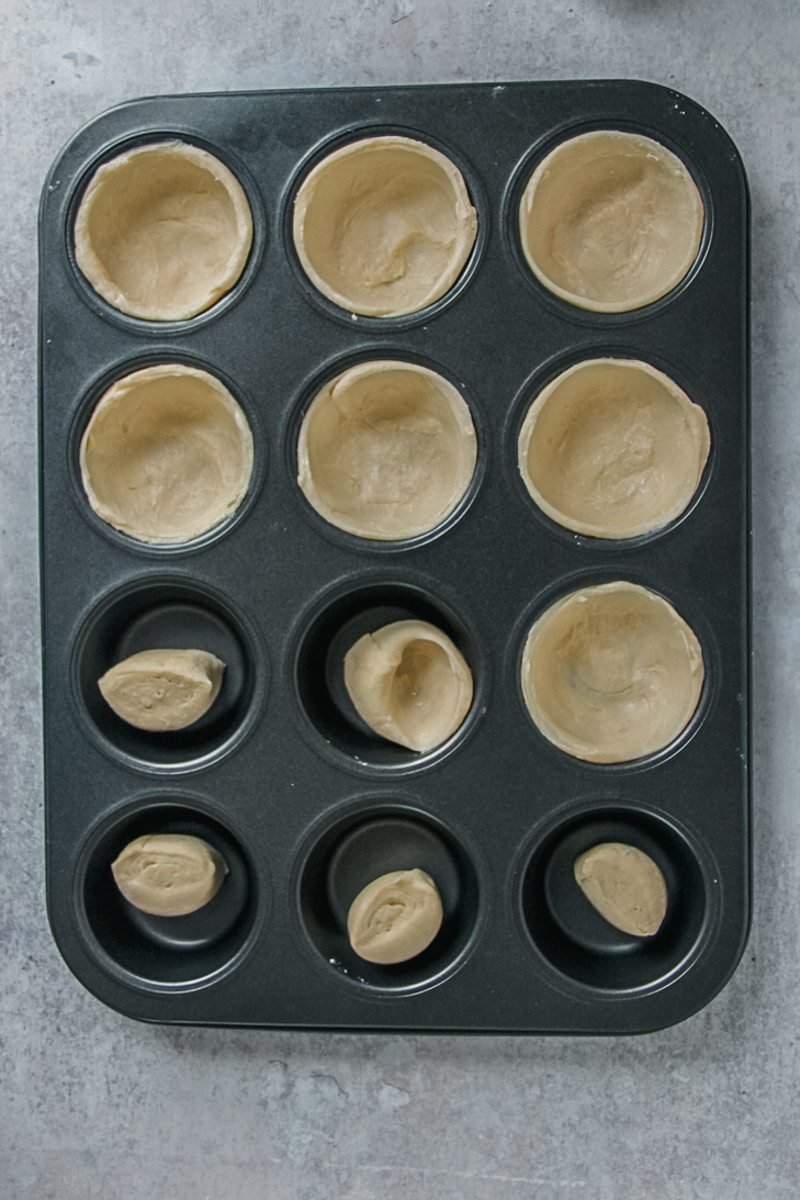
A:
[39,80,750,1032]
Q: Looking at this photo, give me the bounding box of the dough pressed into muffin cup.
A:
[521,581,704,763]
[297,360,477,541]
[80,363,254,544]
[344,619,474,752]
[74,140,253,321]
[518,358,710,539]
[293,135,478,317]
[519,130,704,312]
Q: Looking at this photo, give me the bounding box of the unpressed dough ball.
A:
[98,649,225,732]
[574,842,668,937]
[111,833,228,917]
[347,868,443,964]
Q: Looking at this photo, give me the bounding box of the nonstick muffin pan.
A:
[39,80,750,1032]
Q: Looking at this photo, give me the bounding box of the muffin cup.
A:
[292,134,478,317]
[74,140,253,321]
[518,130,704,312]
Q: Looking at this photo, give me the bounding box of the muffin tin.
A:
[39,80,750,1033]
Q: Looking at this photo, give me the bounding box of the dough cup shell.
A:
[297,359,477,541]
[74,140,253,321]
[518,130,704,312]
[292,135,477,317]
[80,363,254,545]
[520,581,705,764]
[518,358,710,539]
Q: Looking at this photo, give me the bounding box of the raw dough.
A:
[344,619,473,752]
[574,842,668,937]
[297,360,477,540]
[519,130,704,312]
[74,140,253,321]
[293,135,477,316]
[98,649,225,732]
[111,833,228,917]
[347,868,443,964]
[80,363,254,543]
[518,358,710,538]
[521,581,704,763]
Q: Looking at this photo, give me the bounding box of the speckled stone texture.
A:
[1,1,798,1196]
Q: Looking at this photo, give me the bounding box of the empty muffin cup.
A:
[344,619,474,752]
[297,360,477,540]
[74,140,253,321]
[80,364,254,544]
[292,135,478,317]
[521,581,704,763]
[518,358,710,539]
[519,130,704,312]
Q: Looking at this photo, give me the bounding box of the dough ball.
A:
[297,360,476,540]
[344,619,473,752]
[574,842,668,937]
[74,140,253,321]
[293,135,477,316]
[80,363,254,543]
[347,868,443,964]
[518,358,710,538]
[521,581,704,763]
[111,833,228,917]
[519,130,704,312]
[98,649,225,732]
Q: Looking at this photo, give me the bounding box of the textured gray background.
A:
[1,0,798,1196]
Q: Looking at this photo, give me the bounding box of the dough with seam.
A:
[347,868,443,964]
[111,833,228,917]
[98,648,225,732]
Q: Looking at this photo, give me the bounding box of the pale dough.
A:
[519,130,704,312]
[80,363,254,543]
[518,358,710,538]
[344,619,473,752]
[111,833,228,917]
[521,581,704,763]
[574,842,668,937]
[347,868,443,964]
[74,140,253,321]
[293,135,477,317]
[98,649,225,732]
[297,360,476,540]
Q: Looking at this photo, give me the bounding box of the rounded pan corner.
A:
[624,917,752,1037]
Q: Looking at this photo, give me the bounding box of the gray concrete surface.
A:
[1,0,798,1196]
